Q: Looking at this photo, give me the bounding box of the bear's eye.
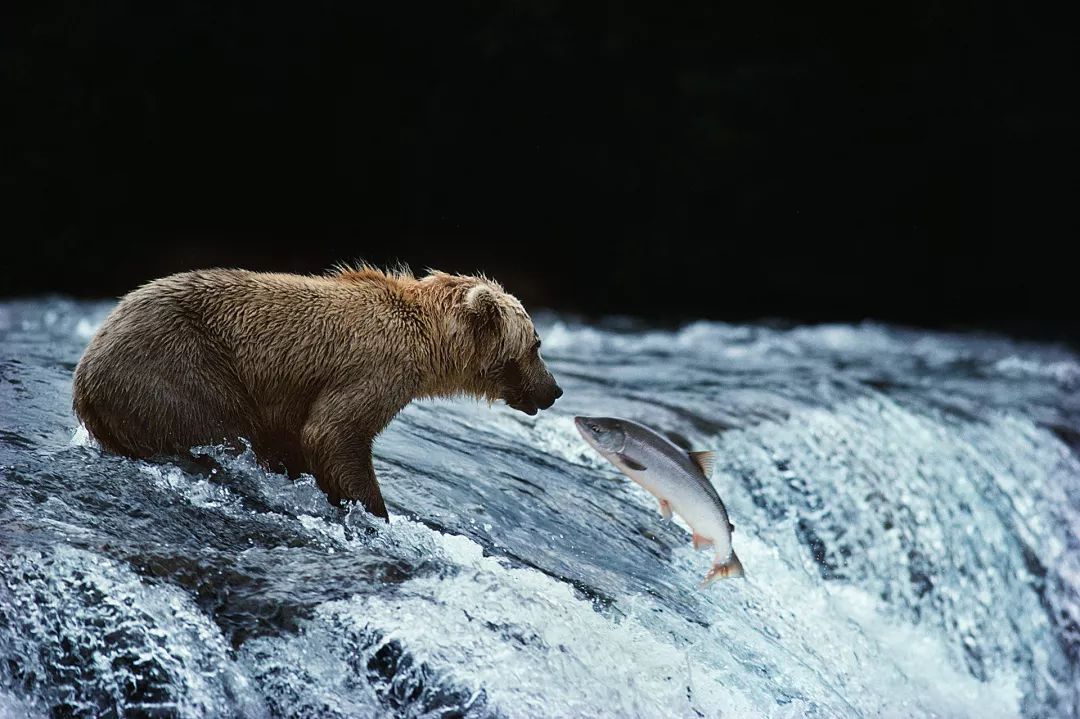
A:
[532,339,542,353]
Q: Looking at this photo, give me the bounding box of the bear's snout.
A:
[506,381,560,415]
[534,381,563,411]
[498,354,563,416]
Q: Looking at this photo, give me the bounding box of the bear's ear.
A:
[461,285,505,346]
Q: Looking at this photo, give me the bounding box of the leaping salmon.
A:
[574,416,744,585]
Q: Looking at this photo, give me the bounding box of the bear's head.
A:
[434,274,563,415]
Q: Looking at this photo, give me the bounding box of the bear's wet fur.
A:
[72,266,562,518]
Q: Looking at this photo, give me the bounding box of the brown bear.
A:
[72,265,562,518]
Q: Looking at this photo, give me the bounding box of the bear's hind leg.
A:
[74,317,258,458]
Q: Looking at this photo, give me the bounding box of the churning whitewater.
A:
[1,298,1078,718]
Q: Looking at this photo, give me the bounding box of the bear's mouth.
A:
[493,359,561,416]
[506,397,539,416]
[493,361,538,415]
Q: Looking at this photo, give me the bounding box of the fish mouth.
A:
[572,416,627,454]
[573,417,598,445]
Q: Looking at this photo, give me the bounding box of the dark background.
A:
[3,2,1075,338]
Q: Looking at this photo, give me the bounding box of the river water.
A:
[1,297,1078,718]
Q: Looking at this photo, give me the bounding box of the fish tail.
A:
[700,550,745,586]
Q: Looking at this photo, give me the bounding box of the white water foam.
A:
[235,505,1022,718]
[0,546,266,719]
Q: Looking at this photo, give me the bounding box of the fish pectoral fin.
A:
[688,451,716,478]
[692,533,713,550]
[658,499,673,521]
[700,550,745,587]
[619,454,647,471]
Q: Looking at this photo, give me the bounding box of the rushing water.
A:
[1,297,1078,718]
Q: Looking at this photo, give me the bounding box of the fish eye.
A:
[590,424,601,433]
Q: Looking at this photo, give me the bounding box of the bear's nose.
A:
[534,383,562,411]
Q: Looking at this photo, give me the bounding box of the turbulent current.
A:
[1,298,1079,718]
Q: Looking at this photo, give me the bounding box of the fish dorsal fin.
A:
[689,450,716,477]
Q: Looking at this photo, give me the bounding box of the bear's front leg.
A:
[318,436,388,519]
[301,392,391,520]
